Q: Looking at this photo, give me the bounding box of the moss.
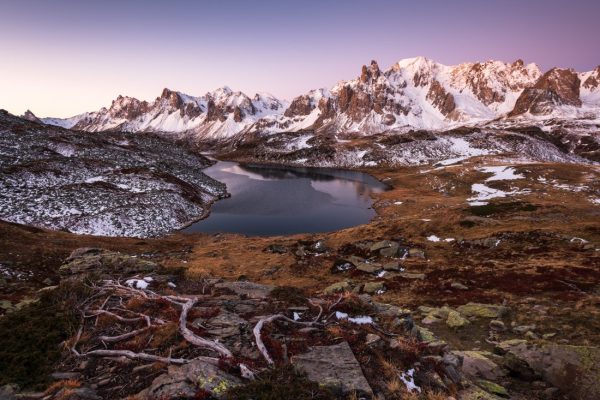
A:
[0,281,90,390]
[224,364,336,400]
[477,380,509,397]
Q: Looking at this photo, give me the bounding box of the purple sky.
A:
[1,0,599,117]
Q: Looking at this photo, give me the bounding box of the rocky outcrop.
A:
[427,79,456,116]
[510,68,582,116]
[284,94,314,117]
[582,66,600,89]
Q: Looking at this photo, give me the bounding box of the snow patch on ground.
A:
[400,368,421,393]
[335,311,374,325]
[479,166,524,181]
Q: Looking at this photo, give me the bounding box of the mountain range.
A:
[24,57,600,140]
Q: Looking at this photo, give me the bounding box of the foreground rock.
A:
[292,342,374,396]
[135,360,242,399]
[497,340,600,400]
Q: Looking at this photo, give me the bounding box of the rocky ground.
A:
[1,150,599,399]
[0,111,227,237]
[214,124,599,169]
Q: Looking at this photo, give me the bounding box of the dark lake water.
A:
[183,161,387,236]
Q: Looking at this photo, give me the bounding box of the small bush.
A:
[0,281,90,389]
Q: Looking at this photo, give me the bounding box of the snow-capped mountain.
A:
[32,57,600,138]
[39,87,287,140]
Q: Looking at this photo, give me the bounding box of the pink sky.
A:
[1,0,598,118]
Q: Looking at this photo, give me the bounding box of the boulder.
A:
[497,340,600,400]
[292,342,373,396]
[323,281,351,294]
[136,360,242,399]
[455,351,506,380]
[446,310,470,328]
[382,261,401,271]
[408,248,426,259]
[363,281,385,294]
[356,262,382,274]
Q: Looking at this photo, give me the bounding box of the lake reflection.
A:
[183,161,387,236]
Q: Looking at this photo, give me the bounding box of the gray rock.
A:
[408,248,425,259]
[206,311,248,338]
[137,360,242,399]
[455,351,507,380]
[370,240,396,252]
[214,281,273,299]
[356,262,382,274]
[292,342,373,396]
[365,333,382,346]
[398,272,426,280]
[513,324,536,334]
[497,340,600,400]
[323,281,351,294]
[489,320,506,332]
[382,261,401,271]
[346,256,365,267]
[363,281,385,294]
[450,282,469,290]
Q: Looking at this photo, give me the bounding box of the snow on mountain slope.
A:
[41,87,287,139]
[265,57,544,134]
[34,57,600,138]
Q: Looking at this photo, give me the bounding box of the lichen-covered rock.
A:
[59,248,157,280]
[455,351,506,380]
[292,342,373,396]
[362,281,385,294]
[457,303,509,318]
[446,310,470,328]
[136,360,242,399]
[497,340,600,400]
[323,280,351,294]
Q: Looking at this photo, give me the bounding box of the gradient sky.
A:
[1,0,599,118]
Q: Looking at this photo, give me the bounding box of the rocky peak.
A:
[510,67,582,116]
[427,80,457,117]
[158,88,184,109]
[360,60,381,83]
[582,66,600,90]
[21,109,41,123]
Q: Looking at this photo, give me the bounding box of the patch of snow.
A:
[126,279,150,289]
[335,311,373,325]
[427,235,441,242]
[479,166,524,181]
[293,312,302,321]
[167,282,177,288]
[394,201,403,205]
[400,369,421,393]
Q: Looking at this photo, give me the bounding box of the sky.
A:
[1,0,599,118]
